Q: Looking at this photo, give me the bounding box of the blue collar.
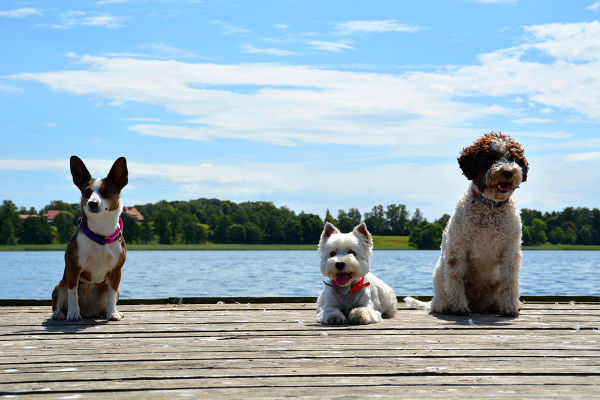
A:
[471,187,509,209]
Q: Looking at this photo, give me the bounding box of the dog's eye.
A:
[348,249,356,256]
[83,189,92,198]
[329,251,336,257]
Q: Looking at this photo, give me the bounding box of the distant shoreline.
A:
[1,243,599,251]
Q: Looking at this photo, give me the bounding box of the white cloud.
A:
[139,43,196,59]
[10,21,600,152]
[563,152,600,161]
[587,2,600,11]
[0,8,42,18]
[211,19,249,35]
[467,0,518,3]
[305,40,355,52]
[511,117,554,124]
[335,20,420,35]
[0,159,66,170]
[241,44,297,56]
[274,24,289,29]
[52,11,124,29]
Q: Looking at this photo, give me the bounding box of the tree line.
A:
[1,198,599,248]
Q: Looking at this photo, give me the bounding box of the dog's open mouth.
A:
[496,182,512,193]
[334,272,352,286]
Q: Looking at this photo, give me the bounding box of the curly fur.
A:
[407,132,527,317]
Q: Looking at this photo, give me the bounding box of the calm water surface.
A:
[0,250,598,299]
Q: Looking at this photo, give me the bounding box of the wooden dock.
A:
[1,299,599,398]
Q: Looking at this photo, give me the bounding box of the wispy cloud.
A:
[305,40,355,52]
[211,19,249,35]
[274,24,289,29]
[52,11,124,29]
[11,21,600,151]
[335,20,420,35]
[241,44,297,56]
[467,0,518,3]
[588,2,600,11]
[0,8,42,18]
[139,43,196,59]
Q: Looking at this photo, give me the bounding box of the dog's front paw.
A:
[107,311,123,321]
[51,311,65,320]
[499,303,521,317]
[323,310,347,325]
[349,307,380,325]
[66,309,82,321]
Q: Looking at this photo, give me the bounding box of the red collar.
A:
[325,276,370,294]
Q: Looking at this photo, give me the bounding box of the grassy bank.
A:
[2,236,600,251]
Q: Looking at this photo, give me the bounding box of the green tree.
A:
[226,224,246,243]
[409,208,425,231]
[577,225,594,245]
[121,213,140,244]
[435,214,451,229]
[53,212,76,243]
[324,209,337,226]
[387,203,410,235]
[548,227,565,244]
[521,225,531,246]
[409,221,443,250]
[212,215,233,243]
[153,212,173,244]
[561,221,577,244]
[244,222,263,244]
[298,212,323,245]
[529,218,547,245]
[138,220,155,244]
[282,218,302,244]
[337,208,361,233]
[364,205,386,235]
[19,217,53,244]
[0,220,17,245]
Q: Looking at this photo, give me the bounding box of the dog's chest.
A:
[76,233,122,283]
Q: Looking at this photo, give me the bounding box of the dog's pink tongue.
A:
[497,183,511,193]
[335,273,351,286]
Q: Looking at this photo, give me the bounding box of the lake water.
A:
[0,250,598,299]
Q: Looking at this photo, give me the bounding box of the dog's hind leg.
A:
[51,282,67,320]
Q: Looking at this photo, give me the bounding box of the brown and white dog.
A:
[51,156,128,321]
[406,132,528,316]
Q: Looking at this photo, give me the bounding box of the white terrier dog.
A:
[316,222,397,325]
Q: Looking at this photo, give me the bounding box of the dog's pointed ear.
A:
[320,222,340,243]
[107,157,128,189]
[353,222,373,249]
[70,156,91,189]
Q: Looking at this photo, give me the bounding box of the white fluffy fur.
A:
[316,222,397,325]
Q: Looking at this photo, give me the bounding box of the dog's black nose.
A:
[501,170,513,179]
[335,262,345,270]
[88,201,99,210]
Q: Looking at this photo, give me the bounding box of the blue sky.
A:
[1,0,600,220]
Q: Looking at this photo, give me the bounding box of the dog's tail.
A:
[403,296,431,310]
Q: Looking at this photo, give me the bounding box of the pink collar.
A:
[79,217,123,245]
[324,276,371,295]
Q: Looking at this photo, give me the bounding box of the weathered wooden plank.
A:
[2,374,600,398]
[1,302,599,399]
